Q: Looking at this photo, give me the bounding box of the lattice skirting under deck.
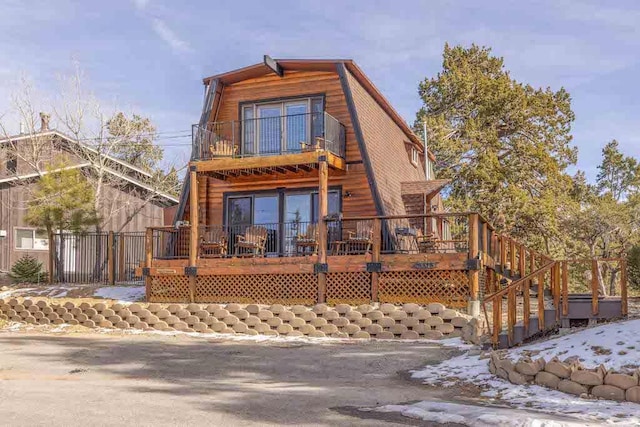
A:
[147,270,472,307]
[148,275,191,303]
[326,272,371,305]
[378,270,469,308]
[194,273,317,305]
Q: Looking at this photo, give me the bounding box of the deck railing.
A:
[191,112,346,161]
[147,213,488,260]
[482,257,628,348]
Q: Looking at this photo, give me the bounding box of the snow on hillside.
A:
[507,319,640,370]
[401,320,640,425]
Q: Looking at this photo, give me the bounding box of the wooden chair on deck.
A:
[294,224,319,255]
[199,228,228,258]
[345,221,374,254]
[209,139,237,158]
[416,230,438,253]
[300,137,325,152]
[234,226,268,257]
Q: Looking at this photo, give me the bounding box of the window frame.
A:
[238,94,325,156]
[410,147,420,167]
[14,227,49,251]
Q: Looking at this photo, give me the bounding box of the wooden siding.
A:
[213,70,361,163]
[184,69,378,224]
[344,68,428,216]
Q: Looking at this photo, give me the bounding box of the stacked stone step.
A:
[0,298,473,340]
[490,352,640,404]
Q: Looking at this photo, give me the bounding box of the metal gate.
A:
[51,232,145,285]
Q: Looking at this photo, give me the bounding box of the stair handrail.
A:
[483,260,556,302]
[482,260,557,347]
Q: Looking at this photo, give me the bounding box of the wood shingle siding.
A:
[344,67,428,216]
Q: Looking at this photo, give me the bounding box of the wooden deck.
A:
[140,211,628,347]
[140,212,487,308]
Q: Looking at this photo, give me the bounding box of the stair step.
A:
[544,309,557,328]
[496,315,551,349]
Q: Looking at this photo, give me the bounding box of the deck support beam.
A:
[188,168,199,303]
[317,156,329,303]
[144,227,153,301]
[468,213,480,317]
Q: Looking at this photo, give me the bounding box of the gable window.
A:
[240,96,324,156]
[15,228,48,250]
[410,147,419,167]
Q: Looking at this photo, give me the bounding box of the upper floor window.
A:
[410,147,419,167]
[241,96,324,156]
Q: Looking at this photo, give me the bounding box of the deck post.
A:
[621,259,628,316]
[188,168,199,303]
[145,228,153,302]
[481,221,488,255]
[468,213,480,317]
[371,218,381,302]
[591,259,599,316]
[509,239,516,276]
[317,156,329,303]
[561,261,569,316]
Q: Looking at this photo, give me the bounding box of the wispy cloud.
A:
[132,0,149,11]
[132,0,193,56]
[150,18,193,54]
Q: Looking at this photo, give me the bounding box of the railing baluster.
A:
[621,259,628,317]
[507,287,516,346]
[591,259,599,316]
[561,261,569,316]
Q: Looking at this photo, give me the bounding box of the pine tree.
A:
[415,43,577,253]
[9,255,46,284]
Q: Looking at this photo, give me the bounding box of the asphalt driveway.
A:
[0,331,465,426]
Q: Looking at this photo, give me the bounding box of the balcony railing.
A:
[191,112,346,161]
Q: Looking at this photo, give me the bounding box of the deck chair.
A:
[294,224,319,255]
[300,137,325,152]
[416,229,438,253]
[209,139,237,157]
[234,226,268,257]
[345,220,374,254]
[199,228,228,258]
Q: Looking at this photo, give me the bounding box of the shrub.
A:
[9,255,46,284]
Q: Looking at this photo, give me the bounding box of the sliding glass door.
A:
[254,196,279,253]
[257,104,282,155]
[226,189,340,256]
[284,102,308,152]
[241,97,324,156]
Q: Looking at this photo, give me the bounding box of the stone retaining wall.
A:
[0,297,476,340]
[489,352,640,404]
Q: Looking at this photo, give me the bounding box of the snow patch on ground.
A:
[407,320,640,425]
[507,319,640,370]
[369,400,592,426]
[93,286,145,302]
[0,284,145,302]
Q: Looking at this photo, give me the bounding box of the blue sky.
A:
[1,0,639,179]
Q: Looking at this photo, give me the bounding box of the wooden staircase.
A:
[482,237,628,349]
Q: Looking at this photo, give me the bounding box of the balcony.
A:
[192,112,346,162]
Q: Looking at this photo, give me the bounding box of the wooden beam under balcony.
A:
[192,151,346,174]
